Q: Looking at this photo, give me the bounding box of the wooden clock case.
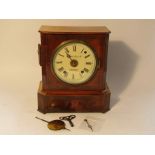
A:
[37,26,111,113]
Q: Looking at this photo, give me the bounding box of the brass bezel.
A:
[51,40,99,85]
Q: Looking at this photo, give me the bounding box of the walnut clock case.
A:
[37,26,111,114]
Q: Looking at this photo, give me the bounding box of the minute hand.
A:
[65,52,73,61]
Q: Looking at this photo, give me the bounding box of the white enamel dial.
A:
[52,41,97,84]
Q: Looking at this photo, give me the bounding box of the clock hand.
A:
[64,51,78,67]
[65,51,72,61]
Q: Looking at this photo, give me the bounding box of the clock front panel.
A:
[41,34,108,90]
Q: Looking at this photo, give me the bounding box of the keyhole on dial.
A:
[70,59,78,67]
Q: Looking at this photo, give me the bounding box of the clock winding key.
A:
[59,115,76,127]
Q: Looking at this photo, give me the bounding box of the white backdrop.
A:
[0,20,155,134]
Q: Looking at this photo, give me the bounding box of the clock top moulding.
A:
[39,26,111,34]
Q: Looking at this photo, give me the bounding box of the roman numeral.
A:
[86,62,92,65]
[72,74,74,79]
[79,73,82,77]
[58,67,64,72]
[85,54,90,58]
[73,45,76,51]
[81,48,84,53]
[63,71,68,77]
[84,68,89,73]
[58,54,64,57]
[56,61,62,64]
[64,47,70,53]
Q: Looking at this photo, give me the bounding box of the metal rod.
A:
[35,117,49,123]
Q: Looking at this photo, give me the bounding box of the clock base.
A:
[37,82,111,114]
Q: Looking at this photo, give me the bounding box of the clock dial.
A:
[52,41,97,84]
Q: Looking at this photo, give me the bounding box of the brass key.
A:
[59,115,76,127]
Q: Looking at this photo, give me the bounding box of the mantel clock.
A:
[37,26,111,113]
